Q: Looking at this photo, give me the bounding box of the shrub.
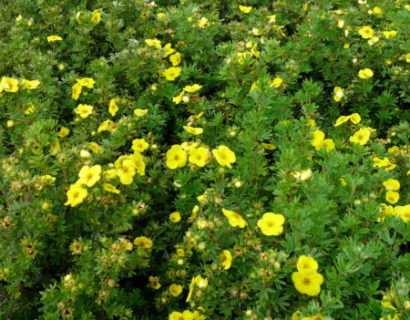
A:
[0,0,409,319]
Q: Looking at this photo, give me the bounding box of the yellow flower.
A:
[117,159,136,185]
[239,5,252,13]
[270,77,283,88]
[297,256,318,273]
[169,52,182,66]
[197,17,209,28]
[358,68,374,79]
[372,6,383,14]
[383,179,400,191]
[173,91,185,104]
[47,35,62,42]
[261,143,276,150]
[358,26,375,39]
[220,250,232,270]
[166,145,187,169]
[169,284,183,297]
[108,98,119,116]
[74,104,94,118]
[103,183,120,194]
[183,84,202,93]
[319,139,335,151]
[394,205,410,223]
[383,31,397,39]
[134,108,148,117]
[71,82,82,100]
[189,147,210,167]
[97,120,117,133]
[212,145,236,168]
[373,157,396,171]
[349,127,371,145]
[0,77,19,92]
[162,67,182,81]
[148,276,161,289]
[293,169,312,181]
[64,184,88,207]
[334,115,351,127]
[132,138,149,153]
[78,165,102,187]
[311,130,325,148]
[145,38,161,49]
[222,208,247,228]
[157,13,166,20]
[170,211,181,223]
[257,212,285,236]
[169,311,193,320]
[134,236,153,249]
[406,53,410,63]
[58,127,70,138]
[163,43,175,57]
[76,77,95,89]
[291,270,324,296]
[333,87,344,102]
[21,79,40,89]
[350,113,361,124]
[91,11,101,24]
[386,191,399,204]
[183,126,203,135]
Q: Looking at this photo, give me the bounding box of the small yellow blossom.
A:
[162,67,182,81]
[74,104,94,119]
[97,120,117,133]
[58,127,70,138]
[134,108,148,117]
[293,169,312,181]
[350,113,361,124]
[108,98,119,116]
[349,127,371,145]
[169,211,181,223]
[0,77,19,93]
[257,212,285,236]
[169,311,193,320]
[358,68,374,79]
[270,77,283,88]
[47,35,62,42]
[71,82,82,100]
[297,256,318,273]
[117,159,136,185]
[358,26,375,39]
[197,17,209,28]
[169,284,183,297]
[212,145,236,168]
[103,183,120,194]
[333,87,344,102]
[166,145,187,169]
[239,5,252,13]
[183,84,202,93]
[78,165,102,187]
[394,205,410,223]
[132,138,149,153]
[21,79,40,89]
[386,191,399,204]
[76,77,95,89]
[383,31,398,39]
[222,208,247,228]
[145,38,161,49]
[148,276,161,289]
[183,126,203,135]
[189,147,210,167]
[169,53,182,66]
[220,250,232,270]
[383,179,400,191]
[91,11,101,24]
[134,236,153,249]
[334,115,351,127]
[64,184,88,207]
[163,43,175,57]
[292,270,324,296]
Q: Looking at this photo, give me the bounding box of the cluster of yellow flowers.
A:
[72,77,95,101]
[291,256,324,296]
[311,129,335,151]
[173,84,202,104]
[0,76,40,92]
[166,144,236,169]
[378,179,409,223]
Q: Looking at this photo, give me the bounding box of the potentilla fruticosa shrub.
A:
[0,0,409,319]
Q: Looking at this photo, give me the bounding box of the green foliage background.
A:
[0,0,409,319]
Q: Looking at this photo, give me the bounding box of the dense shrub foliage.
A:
[0,0,409,319]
